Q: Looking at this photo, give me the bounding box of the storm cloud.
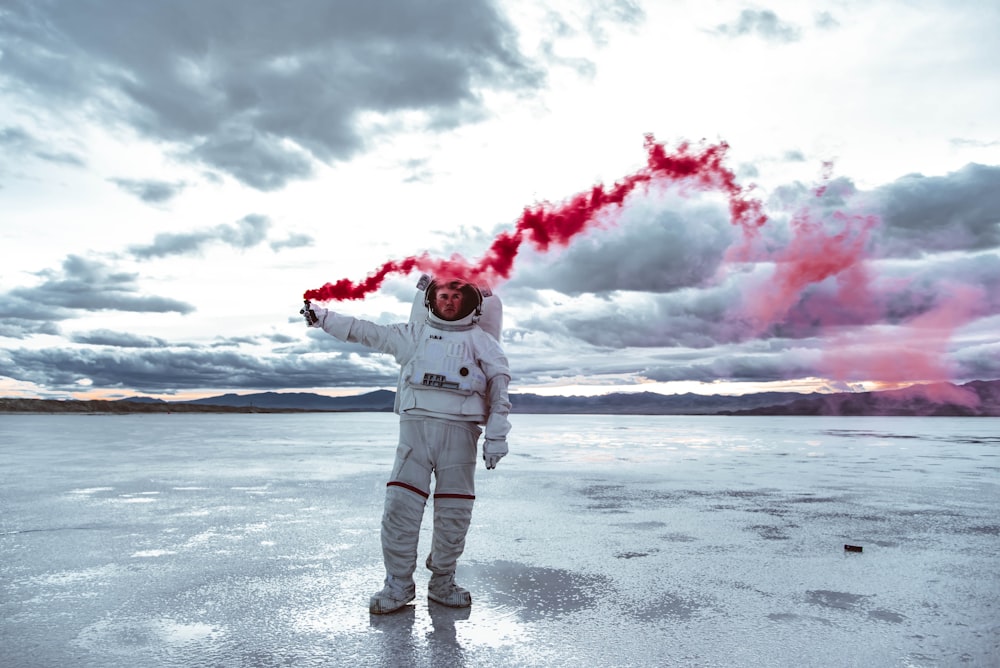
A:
[0,344,399,394]
[0,0,545,190]
[128,214,272,259]
[871,163,1000,257]
[0,125,86,170]
[110,178,187,204]
[511,196,737,296]
[10,255,194,314]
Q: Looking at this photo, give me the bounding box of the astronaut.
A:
[303,277,511,614]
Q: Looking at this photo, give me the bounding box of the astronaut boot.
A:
[426,495,474,608]
[369,574,416,615]
[427,570,472,608]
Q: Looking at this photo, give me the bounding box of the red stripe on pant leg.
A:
[433,493,476,500]
[387,481,429,498]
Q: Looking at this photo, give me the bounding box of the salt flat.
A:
[1,413,998,667]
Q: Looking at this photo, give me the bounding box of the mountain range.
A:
[2,379,998,416]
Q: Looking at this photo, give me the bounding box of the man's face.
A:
[434,287,465,321]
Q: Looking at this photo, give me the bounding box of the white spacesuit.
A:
[303,277,511,614]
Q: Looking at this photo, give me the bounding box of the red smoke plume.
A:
[738,207,880,331]
[303,135,767,302]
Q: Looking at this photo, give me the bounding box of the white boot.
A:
[427,572,472,608]
[369,574,416,615]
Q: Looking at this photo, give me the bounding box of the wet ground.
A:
[2,413,998,667]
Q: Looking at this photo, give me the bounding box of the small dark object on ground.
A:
[844,544,863,553]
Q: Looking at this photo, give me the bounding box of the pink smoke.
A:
[819,283,986,397]
[736,206,880,332]
[730,162,986,389]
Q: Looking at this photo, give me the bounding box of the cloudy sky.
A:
[2,0,998,401]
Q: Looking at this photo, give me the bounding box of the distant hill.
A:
[509,390,824,414]
[721,380,1000,417]
[184,390,396,411]
[3,380,998,415]
[172,388,823,415]
[0,398,293,414]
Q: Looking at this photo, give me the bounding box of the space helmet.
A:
[424,277,483,321]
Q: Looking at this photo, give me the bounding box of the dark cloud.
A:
[871,163,1000,257]
[0,345,398,393]
[3,126,43,147]
[877,252,1000,320]
[0,125,86,170]
[70,329,169,348]
[267,332,297,344]
[753,163,1000,259]
[518,283,744,350]
[269,232,314,252]
[511,198,738,295]
[0,0,544,190]
[209,335,260,348]
[189,132,315,191]
[639,346,822,384]
[128,214,271,259]
[10,255,194,313]
[502,328,827,386]
[110,177,186,203]
[953,340,1000,379]
[713,9,802,43]
[0,294,67,321]
[0,317,62,339]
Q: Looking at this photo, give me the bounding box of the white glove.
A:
[300,301,327,328]
[483,438,508,470]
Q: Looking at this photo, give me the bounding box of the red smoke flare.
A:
[303,135,768,302]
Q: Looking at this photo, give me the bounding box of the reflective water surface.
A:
[2,414,998,667]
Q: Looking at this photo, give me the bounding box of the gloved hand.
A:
[300,300,326,327]
[483,438,508,470]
